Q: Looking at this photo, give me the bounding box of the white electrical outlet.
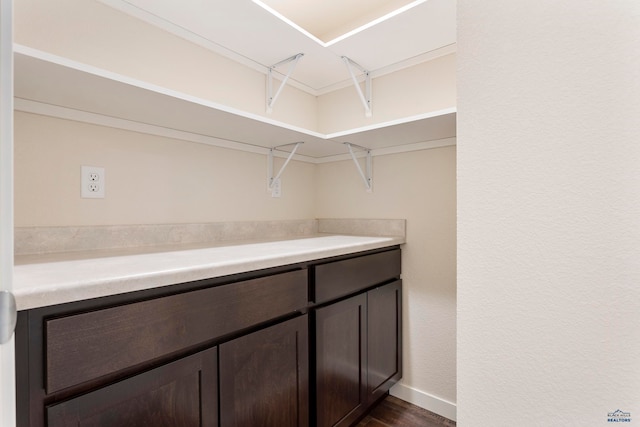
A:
[81,166,105,198]
[271,178,282,198]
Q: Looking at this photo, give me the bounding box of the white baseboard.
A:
[390,383,457,422]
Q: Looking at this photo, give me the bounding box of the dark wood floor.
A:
[356,395,456,427]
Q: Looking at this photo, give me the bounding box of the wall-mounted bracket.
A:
[341,56,372,117]
[345,142,373,192]
[268,142,303,190]
[267,53,304,113]
[0,290,17,344]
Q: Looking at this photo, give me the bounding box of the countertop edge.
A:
[14,235,405,311]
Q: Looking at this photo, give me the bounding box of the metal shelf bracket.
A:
[267,53,304,113]
[345,142,373,192]
[342,56,372,117]
[268,142,303,190]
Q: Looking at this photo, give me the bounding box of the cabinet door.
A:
[367,280,402,402]
[219,315,309,427]
[315,294,367,427]
[46,346,218,427]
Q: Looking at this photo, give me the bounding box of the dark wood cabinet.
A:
[46,346,218,427]
[314,249,401,304]
[17,267,308,427]
[220,315,309,427]
[314,279,402,427]
[315,293,367,427]
[16,246,401,427]
[45,269,307,394]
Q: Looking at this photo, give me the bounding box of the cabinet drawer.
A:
[45,269,307,394]
[314,249,400,304]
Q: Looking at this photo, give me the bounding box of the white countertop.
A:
[13,234,404,310]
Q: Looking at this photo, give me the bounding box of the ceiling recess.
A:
[252,0,421,45]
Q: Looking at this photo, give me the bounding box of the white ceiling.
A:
[100,0,456,94]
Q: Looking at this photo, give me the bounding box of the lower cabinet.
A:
[315,280,402,427]
[45,315,309,427]
[219,315,309,427]
[16,248,401,427]
[46,347,218,427]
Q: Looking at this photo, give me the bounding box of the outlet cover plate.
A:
[81,166,105,198]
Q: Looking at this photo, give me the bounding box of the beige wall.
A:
[317,54,456,134]
[315,146,457,411]
[14,112,316,226]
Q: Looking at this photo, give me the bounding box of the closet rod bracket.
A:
[342,57,372,117]
[268,142,303,190]
[345,142,373,192]
[267,53,304,113]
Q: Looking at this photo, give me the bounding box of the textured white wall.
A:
[315,147,457,416]
[457,2,640,425]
